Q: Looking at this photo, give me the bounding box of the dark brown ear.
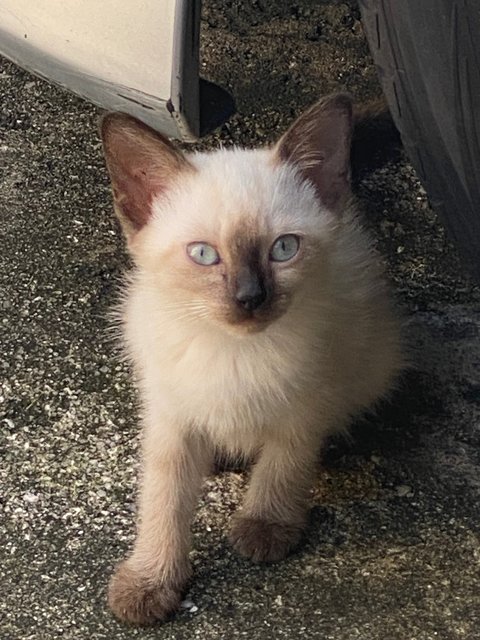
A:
[274,94,353,211]
[100,113,193,240]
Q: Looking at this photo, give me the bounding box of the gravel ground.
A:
[1,2,479,639]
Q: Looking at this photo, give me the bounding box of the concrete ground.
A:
[1,2,479,639]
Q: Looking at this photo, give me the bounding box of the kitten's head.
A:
[101,95,352,334]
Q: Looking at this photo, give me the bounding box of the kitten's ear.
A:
[274,93,353,211]
[100,113,193,241]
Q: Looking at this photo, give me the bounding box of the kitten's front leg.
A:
[229,433,319,563]
[108,424,211,624]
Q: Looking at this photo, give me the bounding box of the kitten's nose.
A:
[236,290,267,311]
[235,270,267,311]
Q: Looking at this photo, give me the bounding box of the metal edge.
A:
[170,0,201,141]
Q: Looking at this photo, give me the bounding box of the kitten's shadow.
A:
[323,367,440,465]
[312,308,479,540]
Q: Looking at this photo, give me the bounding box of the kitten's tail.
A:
[351,96,403,183]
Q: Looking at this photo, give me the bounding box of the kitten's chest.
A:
[156,331,306,437]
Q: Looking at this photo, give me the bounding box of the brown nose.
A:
[236,288,266,311]
[235,268,266,311]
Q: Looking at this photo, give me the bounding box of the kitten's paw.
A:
[107,560,185,625]
[229,515,305,563]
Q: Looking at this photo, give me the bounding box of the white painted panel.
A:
[0,0,176,97]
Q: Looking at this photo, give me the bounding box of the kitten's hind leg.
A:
[229,433,319,563]
[108,426,212,625]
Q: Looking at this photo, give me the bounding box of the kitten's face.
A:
[135,150,329,333]
[101,94,352,335]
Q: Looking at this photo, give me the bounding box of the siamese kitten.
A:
[100,94,402,624]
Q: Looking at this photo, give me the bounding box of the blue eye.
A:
[270,235,300,262]
[187,242,220,266]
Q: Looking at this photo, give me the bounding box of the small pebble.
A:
[23,492,39,504]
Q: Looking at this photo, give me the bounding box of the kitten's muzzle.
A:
[234,268,267,312]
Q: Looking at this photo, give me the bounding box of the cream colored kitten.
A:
[101,94,402,625]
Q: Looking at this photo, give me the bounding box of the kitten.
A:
[100,94,402,625]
